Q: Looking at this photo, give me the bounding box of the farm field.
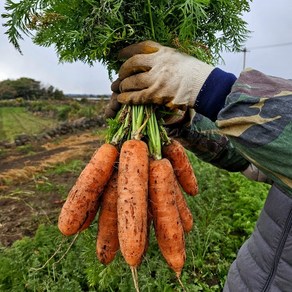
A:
[0,102,270,291]
[0,107,57,142]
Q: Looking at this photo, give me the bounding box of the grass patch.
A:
[16,144,36,155]
[47,160,85,176]
[32,160,85,194]
[0,107,56,142]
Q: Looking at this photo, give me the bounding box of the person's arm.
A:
[213,69,292,194]
[185,67,292,193]
[110,41,292,194]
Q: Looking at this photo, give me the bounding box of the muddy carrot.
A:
[96,171,119,265]
[58,143,119,236]
[173,178,193,233]
[149,158,186,278]
[144,202,153,255]
[117,139,149,268]
[162,139,198,196]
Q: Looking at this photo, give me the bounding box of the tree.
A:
[0,82,17,99]
[12,77,42,99]
[2,0,251,73]
[0,78,64,100]
[0,77,41,99]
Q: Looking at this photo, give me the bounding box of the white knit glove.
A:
[116,41,214,110]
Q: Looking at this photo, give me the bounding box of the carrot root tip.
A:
[130,266,140,292]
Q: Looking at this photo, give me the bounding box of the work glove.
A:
[105,75,187,125]
[115,40,214,110]
[104,79,121,119]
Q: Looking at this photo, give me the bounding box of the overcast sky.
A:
[1,1,292,95]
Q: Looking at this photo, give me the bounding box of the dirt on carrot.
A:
[149,158,186,278]
[173,178,194,233]
[162,139,198,196]
[96,171,120,265]
[58,143,119,236]
[117,140,149,268]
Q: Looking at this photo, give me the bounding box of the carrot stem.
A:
[147,106,162,160]
[110,105,131,145]
[131,105,146,140]
[159,121,171,145]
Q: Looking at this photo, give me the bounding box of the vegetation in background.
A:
[0,77,64,100]
[0,107,57,142]
[0,99,107,142]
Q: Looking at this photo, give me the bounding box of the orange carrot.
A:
[58,143,119,236]
[162,139,198,196]
[149,158,186,278]
[96,171,119,265]
[117,139,149,268]
[144,202,153,255]
[173,178,193,233]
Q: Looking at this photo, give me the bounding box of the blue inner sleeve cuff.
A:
[194,68,237,121]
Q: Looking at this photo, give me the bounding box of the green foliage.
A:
[0,225,89,291]
[223,172,268,235]
[57,105,71,121]
[77,106,94,119]
[2,0,251,73]
[0,154,269,291]
[26,100,55,112]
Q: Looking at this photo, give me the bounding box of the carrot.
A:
[143,202,153,255]
[149,158,186,278]
[173,178,193,233]
[117,139,149,268]
[162,139,198,196]
[96,171,119,265]
[58,143,119,236]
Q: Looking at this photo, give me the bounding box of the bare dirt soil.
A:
[0,130,104,246]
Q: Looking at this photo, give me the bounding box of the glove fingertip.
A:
[116,92,134,104]
[111,78,121,92]
[118,91,150,105]
[118,41,160,59]
[104,107,116,119]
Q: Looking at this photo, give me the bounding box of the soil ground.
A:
[0,129,104,246]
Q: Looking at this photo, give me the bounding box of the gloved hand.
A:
[106,74,188,125]
[104,79,121,119]
[115,40,214,110]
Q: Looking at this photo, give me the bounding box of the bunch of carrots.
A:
[57,104,198,290]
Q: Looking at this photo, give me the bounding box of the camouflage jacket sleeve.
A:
[172,112,250,172]
[216,69,292,196]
